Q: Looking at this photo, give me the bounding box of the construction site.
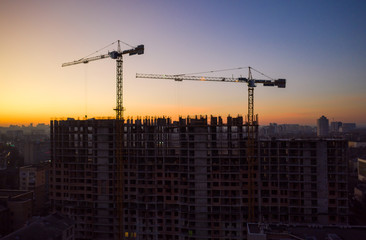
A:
[50,116,348,240]
[49,41,349,240]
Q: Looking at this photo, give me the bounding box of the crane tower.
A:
[62,40,144,119]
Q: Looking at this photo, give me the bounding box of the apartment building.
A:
[19,163,50,215]
[50,116,348,240]
[50,119,117,240]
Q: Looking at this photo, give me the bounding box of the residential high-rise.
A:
[50,116,348,240]
[317,116,329,137]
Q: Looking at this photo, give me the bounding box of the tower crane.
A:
[62,40,144,120]
[62,40,144,239]
[136,67,286,221]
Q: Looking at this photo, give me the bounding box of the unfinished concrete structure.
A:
[50,116,348,240]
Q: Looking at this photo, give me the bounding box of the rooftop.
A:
[248,223,366,240]
[2,212,74,240]
[0,190,32,199]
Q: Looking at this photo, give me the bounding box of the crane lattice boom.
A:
[136,73,286,87]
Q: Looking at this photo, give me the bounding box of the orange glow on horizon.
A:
[2,108,365,128]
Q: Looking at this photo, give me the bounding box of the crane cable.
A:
[177,66,275,80]
[84,65,88,119]
[250,67,274,80]
[177,66,248,76]
[78,40,137,61]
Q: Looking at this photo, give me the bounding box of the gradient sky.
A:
[1,0,365,127]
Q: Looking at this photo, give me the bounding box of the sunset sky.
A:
[1,0,365,127]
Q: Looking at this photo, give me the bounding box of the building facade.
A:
[50,117,348,240]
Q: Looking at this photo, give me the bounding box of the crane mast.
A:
[246,67,257,221]
[136,68,286,222]
[116,54,123,120]
[62,41,144,239]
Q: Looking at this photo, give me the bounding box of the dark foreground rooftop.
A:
[248,223,366,240]
[2,212,74,240]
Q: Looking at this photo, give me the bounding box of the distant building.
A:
[19,163,50,215]
[1,212,75,240]
[341,123,357,132]
[317,116,329,137]
[23,139,50,165]
[349,142,366,148]
[0,190,33,236]
[357,158,366,182]
[330,121,342,133]
[23,140,35,165]
[259,123,315,138]
[51,117,348,240]
[5,130,23,140]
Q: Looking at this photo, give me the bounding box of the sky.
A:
[0,0,365,127]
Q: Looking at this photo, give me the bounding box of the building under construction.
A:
[50,116,348,240]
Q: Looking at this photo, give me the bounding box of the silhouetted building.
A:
[260,123,315,138]
[317,116,329,137]
[0,205,10,237]
[24,139,50,165]
[0,168,19,189]
[330,121,342,133]
[50,117,349,240]
[0,190,33,236]
[341,123,357,133]
[19,163,50,215]
[5,130,23,140]
[1,212,74,240]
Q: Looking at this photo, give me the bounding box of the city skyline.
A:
[1,0,365,127]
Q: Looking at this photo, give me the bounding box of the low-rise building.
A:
[0,190,33,236]
[19,163,50,215]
